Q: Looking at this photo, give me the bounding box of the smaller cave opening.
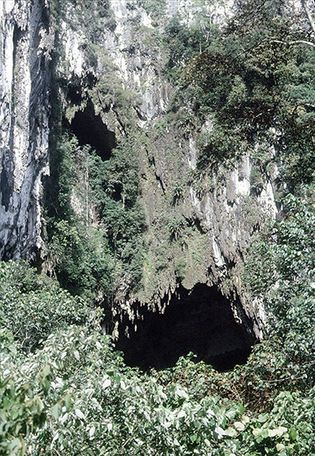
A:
[68,101,116,160]
[115,284,257,372]
[67,84,83,106]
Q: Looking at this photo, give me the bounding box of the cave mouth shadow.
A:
[66,101,116,160]
[115,284,257,372]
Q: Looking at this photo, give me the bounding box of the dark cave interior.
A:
[115,284,256,372]
[67,101,116,160]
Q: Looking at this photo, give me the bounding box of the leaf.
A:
[50,403,61,420]
[234,421,245,432]
[102,378,111,389]
[89,426,96,438]
[257,414,268,423]
[253,428,268,439]
[190,434,198,443]
[215,426,226,439]
[268,426,287,438]
[120,380,127,390]
[288,427,298,442]
[175,386,188,399]
[224,427,238,438]
[8,437,25,454]
[107,422,113,432]
[75,409,85,420]
[73,350,80,361]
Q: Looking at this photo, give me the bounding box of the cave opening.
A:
[115,284,256,372]
[67,101,116,160]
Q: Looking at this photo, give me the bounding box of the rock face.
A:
[0,0,280,349]
[0,0,54,259]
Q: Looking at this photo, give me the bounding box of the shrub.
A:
[245,190,315,389]
[0,261,89,352]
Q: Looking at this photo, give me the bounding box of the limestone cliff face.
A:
[60,0,276,337]
[0,0,280,339]
[0,0,54,259]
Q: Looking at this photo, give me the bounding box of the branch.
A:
[271,39,315,48]
[301,0,315,36]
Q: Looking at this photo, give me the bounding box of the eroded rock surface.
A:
[0,0,54,259]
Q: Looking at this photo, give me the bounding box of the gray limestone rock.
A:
[0,0,54,259]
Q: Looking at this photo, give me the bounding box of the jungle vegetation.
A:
[0,0,314,454]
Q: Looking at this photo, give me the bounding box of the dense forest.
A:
[0,0,314,454]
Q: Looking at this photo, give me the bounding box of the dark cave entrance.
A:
[115,284,256,372]
[66,101,116,160]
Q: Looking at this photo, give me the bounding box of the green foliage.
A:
[160,11,315,414]
[48,97,146,297]
[166,1,315,179]
[164,17,215,80]
[89,73,140,124]
[46,134,77,221]
[196,125,247,170]
[245,190,315,388]
[240,389,315,456]
[155,355,315,455]
[138,0,167,23]
[87,136,146,287]
[46,135,114,301]
[171,182,184,205]
[0,262,88,352]
[250,165,264,195]
[0,374,46,456]
[49,221,114,301]
[64,0,115,37]
[0,262,314,455]
[167,216,187,241]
